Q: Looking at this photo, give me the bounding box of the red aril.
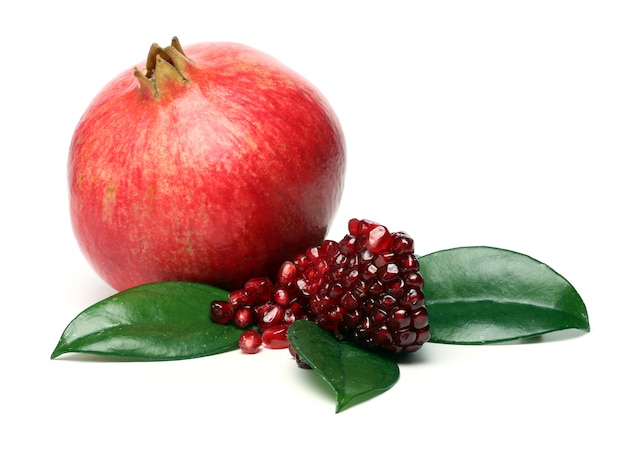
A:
[261,324,290,349]
[238,330,262,354]
[68,37,346,291]
[209,300,233,324]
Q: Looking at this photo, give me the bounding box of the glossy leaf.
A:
[51,281,242,360]
[287,320,400,412]
[420,246,590,344]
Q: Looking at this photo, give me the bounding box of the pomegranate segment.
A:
[212,219,430,355]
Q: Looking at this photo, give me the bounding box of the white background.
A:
[1,1,624,452]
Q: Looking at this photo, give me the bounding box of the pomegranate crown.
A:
[134,36,191,99]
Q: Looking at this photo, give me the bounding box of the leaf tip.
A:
[50,343,66,359]
[335,395,351,413]
[582,323,591,333]
[50,338,72,359]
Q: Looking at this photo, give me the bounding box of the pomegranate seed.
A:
[401,254,419,272]
[388,307,411,331]
[356,219,377,236]
[277,261,298,287]
[378,263,400,282]
[404,271,424,289]
[258,304,284,331]
[417,328,431,344]
[347,218,361,235]
[262,324,290,349]
[244,277,273,301]
[317,304,344,331]
[400,288,424,310]
[334,253,348,267]
[293,254,310,272]
[320,239,340,260]
[368,278,384,296]
[361,248,375,263]
[373,326,393,345]
[239,330,262,354]
[394,329,417,347]
[340,292,359,311]
[283,307,297,324]
[272,288,292,306]
[412,307,429,330]
[210,300,233,324]
[351,280,368,299]
[378,294,397,310]
[367,225,393,253]
[388,278,406,299]
[233,306,256,328]
[372,308,387,326]
[340,234,358,255]
[228,289,251,309]
[363,263,379,280]
[373,249,395,268]
[286,301,305,319]
[254,301,273,319]
[343,268,361,288]
[344,309,361,329]
[392,232,414,256]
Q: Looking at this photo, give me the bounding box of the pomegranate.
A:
[68,37,346,291]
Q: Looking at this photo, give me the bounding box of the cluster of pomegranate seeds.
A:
[210,219,429,355]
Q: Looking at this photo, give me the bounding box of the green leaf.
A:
[287,320,400,412]
[51,281,242,360]
[420,246,590,344]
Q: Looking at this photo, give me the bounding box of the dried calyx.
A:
[134,36,191,99]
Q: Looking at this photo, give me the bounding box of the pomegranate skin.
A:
[68,39,346,291]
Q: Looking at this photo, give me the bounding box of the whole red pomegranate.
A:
[68,37,346,291]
